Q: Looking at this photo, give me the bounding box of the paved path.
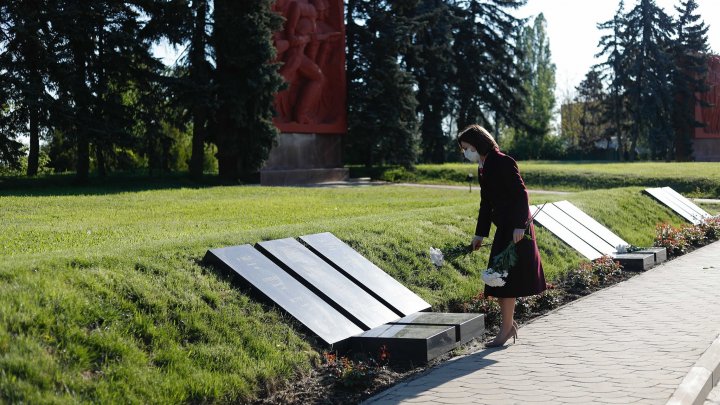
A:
[301,180,572,195]
[707,383,720,405]
[364,240,720,405]
[392,183,572,195]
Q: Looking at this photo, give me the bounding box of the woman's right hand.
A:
[471,235,484,251]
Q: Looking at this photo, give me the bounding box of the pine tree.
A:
[575,69,607,151]
[624,0,675,160]
[154,0,213,179]
[450,0,528,133]
[595,0,629,160]
[671,0,709,161]
[406,0,457,164]
[50,0,163,181]
[346,0,419,168]
[212,0,283,180]
[514,13,556,159]
[0,0,54,175]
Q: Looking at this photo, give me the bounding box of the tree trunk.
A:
[73,42,90,182]
[188,0,208,180]
[95,145,106,177]
[27,104,40,176]
[77,131,90,182]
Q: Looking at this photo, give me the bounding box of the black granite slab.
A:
[203,245,363,345]
[614,252,655,271]
[299,232,431,317]
[553,201,629,249]
[645,188,702,224]
[543,203,617,256]
[662,187,712,221]
[389,312,485,345]
[352,323,457,364]
[634,247,667,264]
[256,238,400,330]
[530,205,604,260]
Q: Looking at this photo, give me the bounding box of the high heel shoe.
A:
[485,324,518,348]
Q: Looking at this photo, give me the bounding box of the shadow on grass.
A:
[0,171,259,197]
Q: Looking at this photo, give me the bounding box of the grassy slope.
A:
[0,184,687,402]
[350,161,720,197]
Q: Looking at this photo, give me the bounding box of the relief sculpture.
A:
[699,55,720,134]
[272,0,346,134]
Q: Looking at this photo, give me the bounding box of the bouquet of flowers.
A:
[481,203,546,288]
[481,241,518,287]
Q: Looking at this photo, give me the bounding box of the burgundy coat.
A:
[476,149,546,298]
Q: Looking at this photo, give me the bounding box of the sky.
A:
[152,0,719,105]
[514,0,720,101]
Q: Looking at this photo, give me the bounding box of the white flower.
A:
[616,244,630,254]
[482,268,508,287]
[429,247,444,267]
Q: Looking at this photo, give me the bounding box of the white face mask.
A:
[464,148,480,163]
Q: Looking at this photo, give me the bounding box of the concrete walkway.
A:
[364,240,720,405]
[707,383,720,405]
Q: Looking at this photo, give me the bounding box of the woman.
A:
[458,124,546,348]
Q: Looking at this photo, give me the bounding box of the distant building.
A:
[693,54,720,162]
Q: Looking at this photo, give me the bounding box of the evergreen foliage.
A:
[671,0,709,161]
[450,0,528,134]
[595,0,630,159]
[575,69,607,152]
[511,13,556,159]
[624,0,676,160]
[589,0,712,161]
[212,0,283,180]
[0,1,54,174]
[346,0,419,168]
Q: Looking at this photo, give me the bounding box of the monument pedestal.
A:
[261,133,348,186]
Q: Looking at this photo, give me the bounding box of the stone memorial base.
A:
[635,247,667,265]
[389,312,485,345]
[352,324,457,365]
[261,133,348,186]
[614,252,655,271]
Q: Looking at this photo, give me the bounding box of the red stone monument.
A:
[261,0,348,185]
[693,55,720,161]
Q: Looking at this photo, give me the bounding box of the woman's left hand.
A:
[513,228,525,244]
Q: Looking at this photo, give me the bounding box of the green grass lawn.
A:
[351,161,720,198]
[0,182,689,402]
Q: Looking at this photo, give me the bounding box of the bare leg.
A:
[499,297,516,336]
[488,297,517,346]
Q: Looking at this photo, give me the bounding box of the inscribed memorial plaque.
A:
[257,238,399,330]
[530,205,603,260]
[299,232,431,316]
[662,187,711,220]
[203,245,362,345]
[542,204,617,256]
[644,188,701,224]
[553,201,629,249]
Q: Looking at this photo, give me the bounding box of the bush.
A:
[681,224,707,247]
[654,217,720,258]
[461,292,501,328]
[514,296,535,318]
[321,352,384,389]
[564,263,598,293]
[699,217,720,240]
[590,256,623,285]
[380,167,416,183]
[654,223,688,257]
[533,286,563,311]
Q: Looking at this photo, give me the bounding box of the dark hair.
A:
[457,124,499,156]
